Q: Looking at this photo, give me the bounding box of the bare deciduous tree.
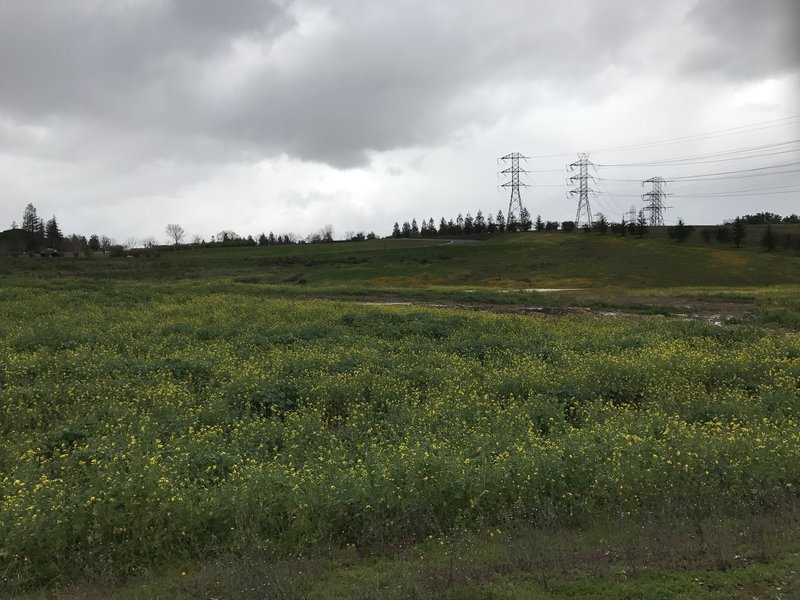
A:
[165,224,185,245]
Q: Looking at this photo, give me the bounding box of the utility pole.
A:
[498,152,530,226]
[641,177,671,226]
[568,153,597,228]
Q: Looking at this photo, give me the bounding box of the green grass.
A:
[3,230,800,289]
[5,232,800,327]
[14,511,800,599]
[2,231,799,597]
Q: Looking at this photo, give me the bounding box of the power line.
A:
[673,189,800,198]
[666,169,799,183]
[669,161,800,181]
[596,162,800,183]
[527,114,800,159]
[595,146,800,168]
[595,138,800,166]
[596,188,800,199]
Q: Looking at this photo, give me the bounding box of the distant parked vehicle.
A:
[40,248,61,257]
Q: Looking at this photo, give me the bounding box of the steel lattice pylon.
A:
[568,153,597,228]
[641,177,671,226]
[498,152,529,224]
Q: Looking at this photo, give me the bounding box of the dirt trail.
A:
[346,294,754,324]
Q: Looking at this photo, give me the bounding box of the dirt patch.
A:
[322,293,755,324]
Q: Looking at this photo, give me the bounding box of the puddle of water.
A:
[499,288,583,294]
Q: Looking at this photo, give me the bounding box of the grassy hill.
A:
[3,229,800,290]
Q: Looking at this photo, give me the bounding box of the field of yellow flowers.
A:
[1,280,798,588]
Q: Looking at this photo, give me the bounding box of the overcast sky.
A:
[1,0,798,242]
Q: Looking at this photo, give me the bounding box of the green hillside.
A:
[3,230,800,290]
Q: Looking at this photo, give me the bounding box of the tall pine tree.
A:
[45,216,63,249]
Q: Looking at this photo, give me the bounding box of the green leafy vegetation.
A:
[1,233,799,597]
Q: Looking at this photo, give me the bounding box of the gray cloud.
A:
[0,0,688,168]
[681,0,800,80]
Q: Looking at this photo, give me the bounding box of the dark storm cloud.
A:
[0,0,795,170]
[681,0,800,79]
[221,0,662,166]
[0,0,292,114]
[0,0,671,168]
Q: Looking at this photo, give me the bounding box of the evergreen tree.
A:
[506,212,519,232]
[595,214,609,235]
[496,211,506,232]
[668,218,692,242]
[732,217,747,248]
[474,210,486,233]
[269,232,276,245]
[456,213,464,233]
[535,213,544,232]
[21,203,38,233]
[411,218,419,237]
[258,233,268,246]
[45,216,63,248]
[21,203,43,251]
[392,222,401,238]
[463,213,474,235]
[438,217,448,236]
[401,221,412,238]
[89,234,100,252]
[486,213,496,233]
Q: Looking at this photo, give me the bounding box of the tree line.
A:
[0,203,373,256]
[390,207,800,253]
[0,203,121,257]
[392,208,557,238]
[160,223,377,250]
[4,201,799,257]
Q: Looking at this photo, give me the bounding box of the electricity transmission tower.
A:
[568,153,597,228]
[498,152,530,224]
[641,177,671,226]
